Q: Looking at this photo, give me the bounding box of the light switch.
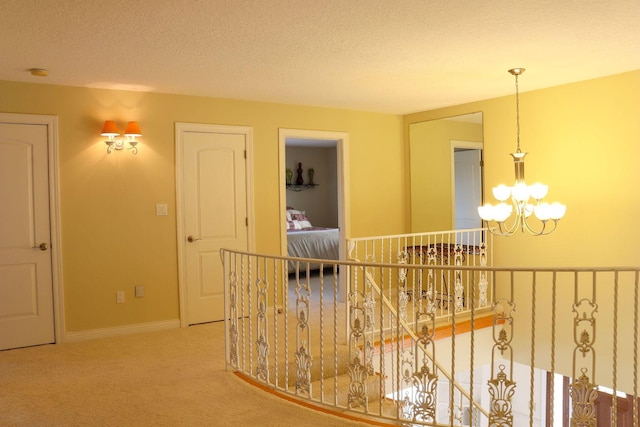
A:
[156,203,168,216]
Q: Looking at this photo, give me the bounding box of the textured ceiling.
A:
[1,0,639,114]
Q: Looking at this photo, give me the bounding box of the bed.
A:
[286,208,339,273]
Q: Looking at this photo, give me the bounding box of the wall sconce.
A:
[101,120,142,154]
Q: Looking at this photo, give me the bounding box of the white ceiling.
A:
[2,0,639,114]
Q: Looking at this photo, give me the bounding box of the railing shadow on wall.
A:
[221,229,640,427]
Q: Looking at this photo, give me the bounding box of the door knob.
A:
[34,242,49,251]
[187,235,201,243]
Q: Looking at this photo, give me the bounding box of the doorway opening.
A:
[278,129,350,301]
[451,141,483,229]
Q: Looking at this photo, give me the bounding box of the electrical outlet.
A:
[116,290,125,304]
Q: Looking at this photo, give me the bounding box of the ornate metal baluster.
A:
[426,247,437,313]
[347,266,376,410]
[255,276,269,381]
[348,288,368,409]
[453,244,464,312]
[397,251,409,323]
[570,277,598,427]
[363,270,376,376]
[404,322,439,423]
[450,403,463,426]
[487,364,517,426]
[488,286,516,426]
[348,355,369,409]
[478,243,488,308]
[294,269,312,395]
[229,270,239,368]
[399,274,438,425]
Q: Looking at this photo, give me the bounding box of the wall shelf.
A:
[286,184,318,192]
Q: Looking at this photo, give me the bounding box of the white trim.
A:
[175,123,255,328]
[450,140,483,229]
[0,113,65,344]
[278,128,350,301]
[64,319,181,342]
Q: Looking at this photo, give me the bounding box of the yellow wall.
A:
[406,70,640,391]
[405,70,640,268]
[0,81,404,332]
[409,118,483,231]
[3,69,639,335]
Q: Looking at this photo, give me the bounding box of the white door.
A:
[454,148,483,230]
[177,124,252,325]
[0,122,55,350]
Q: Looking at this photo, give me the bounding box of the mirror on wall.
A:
[409,112,483,233]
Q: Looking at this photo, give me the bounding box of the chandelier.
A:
[478,68,566,236]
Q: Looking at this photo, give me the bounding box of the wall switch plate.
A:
[116,291,125,304]
[135,285,144,298]
[156,203,168,216]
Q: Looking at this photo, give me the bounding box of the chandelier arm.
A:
[485,216,521,237]
[521,216,560,236]
[521,216,547,236]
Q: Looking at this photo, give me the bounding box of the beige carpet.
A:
[0,321,373,427]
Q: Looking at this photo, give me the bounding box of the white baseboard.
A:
[62,319,181,343]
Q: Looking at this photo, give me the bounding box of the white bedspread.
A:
[287,228,339,273]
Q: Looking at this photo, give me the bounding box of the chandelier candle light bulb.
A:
[478,68,566,236]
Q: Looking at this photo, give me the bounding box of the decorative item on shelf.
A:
[308,168,314,185]
[477,68,566,236]
[101,120,142,154]
[296,162,304,185]
[285,168,293,185]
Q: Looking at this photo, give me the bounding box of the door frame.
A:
[0,112,64,344]
[278,128,350,299]
[450,140,483,229]
[175,123,255,327]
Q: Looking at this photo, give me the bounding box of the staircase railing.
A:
[347,229,494,327]
[221,245,640,426]
[351,262,491,424]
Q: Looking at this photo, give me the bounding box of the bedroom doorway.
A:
[278,129,350,301]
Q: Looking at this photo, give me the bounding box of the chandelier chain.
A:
[515,73,521,153]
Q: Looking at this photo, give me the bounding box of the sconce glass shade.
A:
[102,120,141,154]
[124,121,142,137]
[101,120,119,137]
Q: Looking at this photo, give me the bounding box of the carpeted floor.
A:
[0,320,372,426]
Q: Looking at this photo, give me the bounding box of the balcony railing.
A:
[221,230,640,426]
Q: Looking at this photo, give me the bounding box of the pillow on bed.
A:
[290,212,307,221]
[287,220,302,230]
[286,208,313,229]
[286,207,315,229]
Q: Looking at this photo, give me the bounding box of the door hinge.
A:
[480,160,484,167]
[244,150,247,159]
[246,217,248,227]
